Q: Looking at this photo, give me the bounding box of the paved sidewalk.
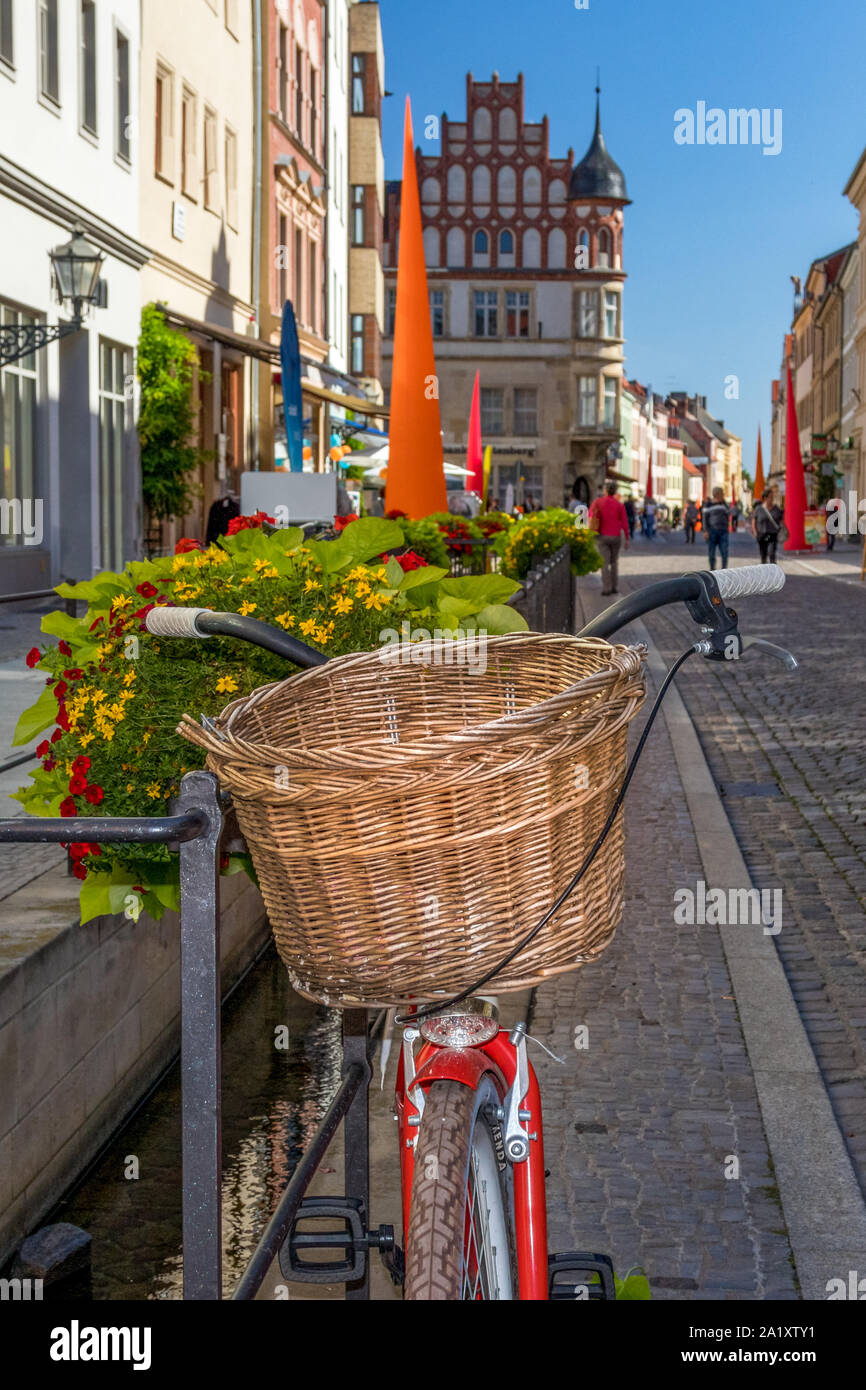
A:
[531,590,798,1299]
[612,531,866,1197]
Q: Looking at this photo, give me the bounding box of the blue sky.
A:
[377,0,866,469]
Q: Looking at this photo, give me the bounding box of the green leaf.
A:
[403,577,446,609]
[55,576,119,605]
[79,873,114,925]
[12,686,58,746]
[437,595,479,620]
[399,565,448,591]
[40,611,82,641]
[337,517,404,562]
[475,603,528,635]
[383,557,405,588]
[614,1268,652,1300]
[440,574,521,605]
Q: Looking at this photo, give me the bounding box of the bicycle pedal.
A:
[280,1197,399,1286]
[548,1251,616,1301]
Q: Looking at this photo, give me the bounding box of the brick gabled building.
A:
[382,74,630,506]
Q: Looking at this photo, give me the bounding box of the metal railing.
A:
[0,771,378,1300]
[510,544,573,633]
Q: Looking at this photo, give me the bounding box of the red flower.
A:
[58,640,72,657]
[36,740,50,758]
[41,758,56,772]
[62,668,83,680]
[69,771,88,796]
[333,513,359,533]
[84,785,104,806]
[50,728,63,744]
[72,861,87,880]
[69,842,101,860]
[385,508,408,520]
[89,616,104,631]
[25,647,41,668]
[72,755,91,773]
[174,537,204,554]
[136,581,158,599]
[56,705,70,732]
[226,510,275,535]
[59,797,78,817]
[53,680,68,701]
[395,550,429,572]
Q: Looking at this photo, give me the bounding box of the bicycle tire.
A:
[405,1076,517,1300]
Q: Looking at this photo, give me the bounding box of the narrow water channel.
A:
[54,945,344,1300]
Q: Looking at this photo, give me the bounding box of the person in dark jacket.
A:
[751,488,782,563]
[624,496,636,538]
[683,500,698,543]
[702,487,731,570]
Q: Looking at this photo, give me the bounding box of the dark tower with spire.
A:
[567,82,631,503]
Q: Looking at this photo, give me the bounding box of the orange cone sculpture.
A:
[385,98,447,518]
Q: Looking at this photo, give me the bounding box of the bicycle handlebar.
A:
[145,607,327,669]
[578,563,785,641]
[711,563,785,600]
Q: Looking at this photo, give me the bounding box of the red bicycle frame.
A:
[395,1029,549,1300]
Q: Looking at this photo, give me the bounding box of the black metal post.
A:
[342,1009,372,1301]
[176,770,225,1300]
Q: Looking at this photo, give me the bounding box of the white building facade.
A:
[0,0,146,593]
[325,0,350,376]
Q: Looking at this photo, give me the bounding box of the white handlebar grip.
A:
[145,606,211,638]
[712,564,786,601]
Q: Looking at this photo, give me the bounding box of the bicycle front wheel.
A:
[405,1075,517,1300]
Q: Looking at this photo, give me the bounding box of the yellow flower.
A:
[364,592,387,612]
[216,676,238,694]
[142,730,152,745]
[332,595,353,615]
[113,594,132,610]
[193,553,211,569]
[92,688,106,703]
[374,567,387,581]
[304,578,320,593]
[262,566,278,579]
[253,558,270,572]
[146,783,161,799]
[206,547,228,565]
[126,782,135,793]
[107,702,125,721]
[122,669,136,686]
[238,601,257,616]
[275,611,296,629]
[314,627,332,644]
[239,575,255,585]
[172,554,189,572]
[120,689,135,703]
[101,726,115,742]
[354,581,370,597]
[79,731,95,747]
[299,618,318,638]
[346,566,368,581]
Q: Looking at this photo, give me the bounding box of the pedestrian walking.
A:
[683,499,698,544]
[588,480,630,595]
[643,496,657,539]
[624,496,637,539]
[731,502,741,534]
[702,486,732,570]
[751,487,782,564]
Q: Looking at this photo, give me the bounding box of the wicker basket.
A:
[179,633,646,1007]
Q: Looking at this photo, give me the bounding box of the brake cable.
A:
[395,643,699,1027]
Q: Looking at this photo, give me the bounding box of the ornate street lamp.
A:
[0,223,105,367]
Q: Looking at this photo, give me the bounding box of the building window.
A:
[0,302,39,545]
[115,28,130,162]
[474,290,498,338]
[225,124,238,228]
[578,376,596,427]
[295,44,304,138]
[99,340,131,572]
[225,0,238,37]
[155,65,175,181]
[1,0,14,69]
[604,291,619,339]
[514,388,537,436]
[310,65,318,153]
[506,290,529,338]
[351,314,364,375]
[181,87,197,197]
[203,106,218,211]
[577,289,598,337]
[278,21,288,121]
[80,2,97,135]
[295,227,304,323]
[309,243,318,334]
[351,53,365,113]
[278,213,288,307]
[472,229,490,268]
[522,464,543,507]
[597,227,611,269]
[430,290,444,338]
[386,286,396,336]
[603,377,617,427]
[351,185,364,245]
[480,388,504,435]
[39,0,59,104]
[499,229,515,268]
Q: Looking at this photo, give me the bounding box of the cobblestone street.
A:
[528,532,864,1299]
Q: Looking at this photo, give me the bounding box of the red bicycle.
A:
[147,561,789,1301]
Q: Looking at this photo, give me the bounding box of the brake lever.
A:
[740,636,799,672]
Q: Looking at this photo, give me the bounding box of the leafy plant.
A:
[137,303,210,523]
[15,519,526,921]
[400,517,451,569]
[495,507,603,580]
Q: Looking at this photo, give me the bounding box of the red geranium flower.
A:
[50,728,63,744]
[385,508,407,520]
[58,640,72,657]
[72,756,91,773]
[69,771,88,796]
[36,740,50,758]
[333,513,359,533]
[136,581,159,599]
[395,550,429,572]
[59,797,77,817]
[56,705,70,732]
[175,537,204,554]
[226,511,275,535]
[42,758,56,772]
[62,668,83,680]
[25,647,41,668]
[53,681,68,701]
[72,861,87,880]
[84,785,104,806]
